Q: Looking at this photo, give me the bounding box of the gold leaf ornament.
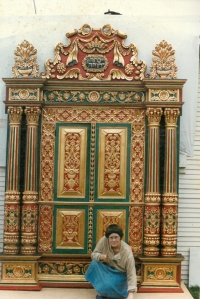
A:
[150,40,178,79]
[113,41,124,67]
[12,40,39,78]
[108,69,133,81]
[66,39,78,66]
[57,68,81,80]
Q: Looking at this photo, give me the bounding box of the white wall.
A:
[0,0,199,160]
[0,0,200,16]
[0,0,200,285]
[178,59,200,285]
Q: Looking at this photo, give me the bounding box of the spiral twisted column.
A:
[161,108,180,257]
[4,107,23,254]
[144,108,163,256]
[21,107,41,254]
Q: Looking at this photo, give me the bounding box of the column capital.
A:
[164,108,180,127]
[24,107,41,125]
[146,108,163,127]
[7,106,23,125]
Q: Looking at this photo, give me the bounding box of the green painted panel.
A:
[94,123,131,202]
[54,123,91,202]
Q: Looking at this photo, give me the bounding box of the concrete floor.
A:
[0,283,194,299]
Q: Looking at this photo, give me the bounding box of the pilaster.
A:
[144,108,162,256]
[161,108,180,257]
[4,107,23,254]
[20,107,41,254]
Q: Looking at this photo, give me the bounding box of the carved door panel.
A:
[52,122,131,254]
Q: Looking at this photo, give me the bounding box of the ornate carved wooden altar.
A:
[0,24,186,292]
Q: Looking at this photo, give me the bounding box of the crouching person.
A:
[85,224,137,299]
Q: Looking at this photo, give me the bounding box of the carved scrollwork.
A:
[41,24,146,81]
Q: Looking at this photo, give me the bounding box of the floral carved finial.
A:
[12,40,39,78]
[150,40,177,79]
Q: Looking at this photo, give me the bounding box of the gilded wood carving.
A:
[1,24,187,290]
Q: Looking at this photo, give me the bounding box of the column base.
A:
[0,253,41,290]
[137,253,184,293]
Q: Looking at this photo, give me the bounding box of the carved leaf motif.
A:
[66,40,78,66]
[113,41,124,67]
[150,40,177,79]
[14,40,37,61]
[12,40,39,78]
[57,68,81,79]
[109,69,133,81]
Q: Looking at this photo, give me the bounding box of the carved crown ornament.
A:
[12,40,39,78]
[11,24,179,81]
[150,40,178,79]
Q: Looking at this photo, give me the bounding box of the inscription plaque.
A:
[82,55,109,73]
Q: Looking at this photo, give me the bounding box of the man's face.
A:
[108,233,121,248]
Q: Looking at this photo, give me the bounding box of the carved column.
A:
[4,107,23,254]
[21,107,41,254]
[161,108,180,256]
[144,108,163,256]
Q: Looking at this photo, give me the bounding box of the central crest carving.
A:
[41,24,147,81]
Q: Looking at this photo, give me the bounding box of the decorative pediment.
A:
[40,24,147,81]
[11,24,179,82]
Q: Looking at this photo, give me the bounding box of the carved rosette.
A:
[150,40,178,79]
[146,265,175,281]
[149,89,179,102]
[12,40,39,78]
[1,262,38,283]
[10,88,38,101]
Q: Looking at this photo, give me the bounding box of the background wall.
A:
[0,0,200,285]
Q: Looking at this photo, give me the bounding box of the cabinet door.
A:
[52,123,131,254]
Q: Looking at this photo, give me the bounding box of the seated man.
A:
[85,224,137,299]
